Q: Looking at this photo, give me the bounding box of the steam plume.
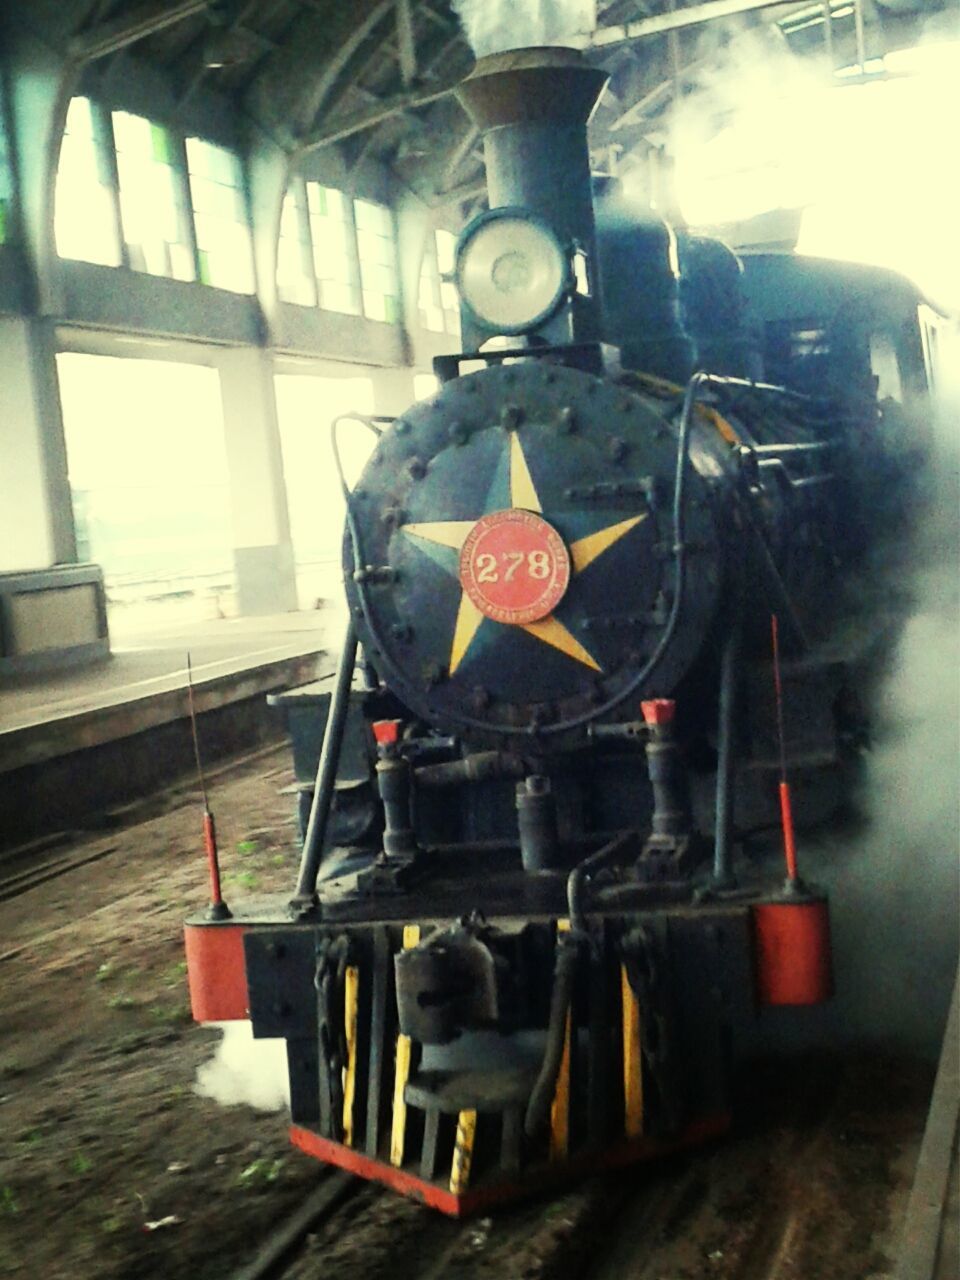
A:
[195,1023,290,1111]
[452,0,596,58]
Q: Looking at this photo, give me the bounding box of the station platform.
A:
[0,608,340,851]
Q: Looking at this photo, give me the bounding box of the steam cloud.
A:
[195,1023,290,1112]
[753,357,960,1060]
[452,0,596,58]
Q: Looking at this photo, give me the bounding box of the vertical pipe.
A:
[291,618,358,906]
[822,2,834,71]
[712,617,741,888]
[853,0,866,74]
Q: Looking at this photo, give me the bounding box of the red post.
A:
[778,781,799,882]
[203,810,223,906]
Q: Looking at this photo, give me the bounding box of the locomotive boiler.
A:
[185,47,931,1214]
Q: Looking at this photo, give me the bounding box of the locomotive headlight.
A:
[456,210,569,334]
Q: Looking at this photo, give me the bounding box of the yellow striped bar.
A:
[621,964,643,1139]
[389,925,421,1167]
[550,919,572,1161]
[449,1108,478,1194]
[341,964,359,1146]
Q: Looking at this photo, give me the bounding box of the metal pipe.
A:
[853,0,867,73]
[712,617,742,889]
[291,619,358,908]
[750,440,832,454]
[577,0,813,49]
[566,832,634,935]
[523,934,580,1136]
[822,2,834,69]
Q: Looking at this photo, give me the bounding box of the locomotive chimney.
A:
[456,47,608,341]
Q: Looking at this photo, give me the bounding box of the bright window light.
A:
[673,40,960,310]
[56,353,233,633]
[414,373,439,400]
[419,228,460,336]
[307,184,361,316]
[186,137,255,293]
[277,184,316,306]
[274,373,376,609]
[55,97,121,267]
[354,198,401,323]
[114,110,193,280]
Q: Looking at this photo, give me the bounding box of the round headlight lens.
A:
[457,214,568,333]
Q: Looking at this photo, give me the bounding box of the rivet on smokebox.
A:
[391,623,413,643]
[381,506,405,530]
[470,685,491,711]
[394,419,411,434]
[407,457,427,481]
[448,420,469,445]
[608,437,628,463]
[557,406,578,434]
[501,404,524,430]
[423,661,445,687]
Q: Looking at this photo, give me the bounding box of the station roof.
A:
[5,0,952,218]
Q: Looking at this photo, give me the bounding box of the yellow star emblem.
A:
[401,433,647,676]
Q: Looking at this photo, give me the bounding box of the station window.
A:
[354,198,400,323]
[418,228,460,336]
[113,110,193,280]
[276,185,316,306]
[185,137,255,293]
[55,97,122,267]
[0,108,12,244]
[307,183,361,315]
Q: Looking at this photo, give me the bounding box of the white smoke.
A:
[751,350,960,1060]
[452,0,596,58]
[195,1023,291,1112]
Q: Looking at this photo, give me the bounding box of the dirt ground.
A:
[0,746,322,1280]
[0,746,935,1280]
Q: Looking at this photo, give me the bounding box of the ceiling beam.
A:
[297,71,465,153]
[577,0,813,49]
[396,0,418,86]
[69,0,209,62]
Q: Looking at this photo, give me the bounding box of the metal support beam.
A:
[297,72,464,154]
[822,2,834,68]
[577,0,813,49]
[70,0,209,62]
[853,0,867,72]
[396,0,418,87]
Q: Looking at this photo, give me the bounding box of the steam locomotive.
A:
[185,48,938,1214]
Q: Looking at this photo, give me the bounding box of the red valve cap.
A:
[641,699,675,726]
[372,719,402,746]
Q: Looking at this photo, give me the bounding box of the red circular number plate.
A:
[459,509,571,625]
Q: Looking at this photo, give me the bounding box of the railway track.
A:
[223,1051,934,1280]
[0,740,291,906]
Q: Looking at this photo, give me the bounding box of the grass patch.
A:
[236,1157,284,1188]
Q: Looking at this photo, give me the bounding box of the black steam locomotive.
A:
[186,48,937,1214]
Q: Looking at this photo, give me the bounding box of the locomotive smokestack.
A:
[456,47,608,339]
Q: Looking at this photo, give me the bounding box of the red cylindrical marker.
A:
[203,809,224,907]
[771,615,800,885]
[778,780,799,882]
